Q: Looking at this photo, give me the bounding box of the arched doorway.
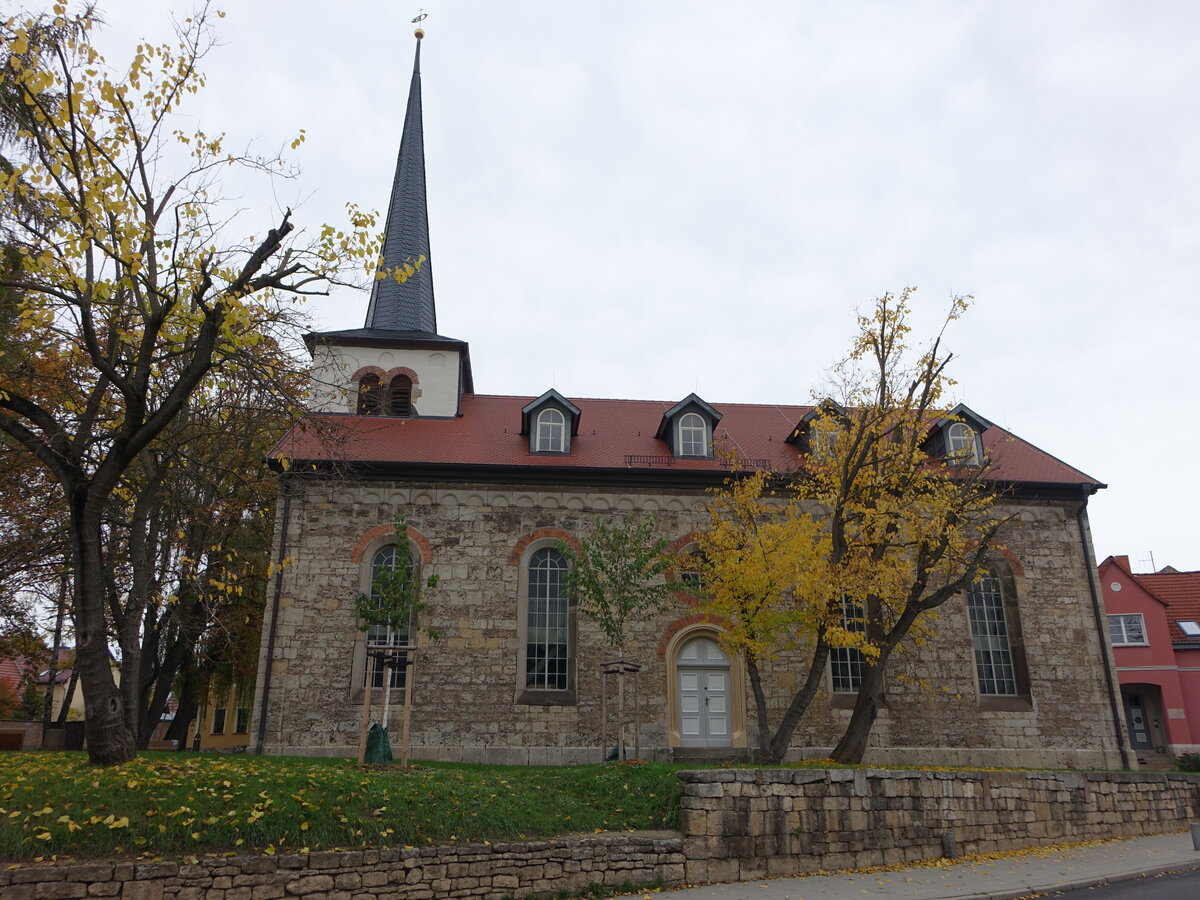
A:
[676,636,732,748]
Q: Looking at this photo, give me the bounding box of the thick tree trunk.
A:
[164,671,196,748]
[766,640,831,763]
[55,667,79,726]
[71,489,136,765]
[830,658,886,763]
[744,656,775,762]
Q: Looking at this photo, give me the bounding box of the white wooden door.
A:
[677,638,732,748]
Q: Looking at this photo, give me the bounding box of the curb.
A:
[934,859,1200,900]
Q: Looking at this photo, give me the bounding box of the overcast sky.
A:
[89,1,1199,571]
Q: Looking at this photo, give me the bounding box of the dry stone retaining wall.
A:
[0,832,684,900]
[4,771,1198,899]
[678,768,1200,884]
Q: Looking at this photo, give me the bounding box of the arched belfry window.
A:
[535,408,565,453]
[678,412,708,457]
[357,374,383,416]
[388,374,413,417]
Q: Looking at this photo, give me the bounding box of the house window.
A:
[966,572,1017,695]
[678,412,708,457]
[388,375,413,417]
[535,408,566,453]
[364,544,414,691]
[1108,613,1147,646]
[947,422,980,465]
[1178,620,1200,638]
[524,548,570,693]
[830,597,866,694]
[212,706,227,735]
[234,684,250,734]
[357,374,383,415]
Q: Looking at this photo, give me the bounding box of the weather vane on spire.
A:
[412,9,427,38]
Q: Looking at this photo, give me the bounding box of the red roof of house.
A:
[272,394,1101,489]
[0,658,23,693]
[1132,570,1200,642]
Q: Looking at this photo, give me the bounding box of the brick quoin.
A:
[507,527,582,565]
[657,612,725,657]
[350,523,432,564]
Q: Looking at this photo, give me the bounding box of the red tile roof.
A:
[272,394,1101,489]
[1132,570,1200,642]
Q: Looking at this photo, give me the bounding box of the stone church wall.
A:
[252,475,1123,769]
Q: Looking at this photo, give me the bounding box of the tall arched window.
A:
[364,544,415,689]
[966,569,1026,698]
[535,408,566,453]
[388,375,413,417]
[678,412,708,457]
[524,548,570,693]
[357,374,383,416]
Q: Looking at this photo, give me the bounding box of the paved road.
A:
[650,831,1200,900]
[1047,865,1200,899]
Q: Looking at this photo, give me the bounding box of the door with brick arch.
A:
[676,636,732,748]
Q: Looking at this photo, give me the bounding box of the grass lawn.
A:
[0,751,682,862]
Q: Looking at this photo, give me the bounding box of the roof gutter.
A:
[1075,499,1132,770]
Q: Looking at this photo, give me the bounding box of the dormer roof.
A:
[520,389,582,436]
[654,393,723,441]
[931,402,995,434]
[785,398,848,447]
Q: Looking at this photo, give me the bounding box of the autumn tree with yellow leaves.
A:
[693,289,1008,764]
[0,4,381,764]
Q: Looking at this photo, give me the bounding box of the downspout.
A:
[1075,497,1133,770]
[254,482,292,755]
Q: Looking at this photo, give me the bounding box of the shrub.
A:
[1175,753,1200,772]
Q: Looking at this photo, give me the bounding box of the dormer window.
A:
[521,389,581,455]
[947,422,980,466]
[388,374,413,417]
[923,403,991,467]
[786,399,848,460]
[678,412,708,457]
[536,408,566,453]
[357,374,383,416]
[656,393,721,459]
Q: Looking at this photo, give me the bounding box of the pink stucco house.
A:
[1099,555,1200,768]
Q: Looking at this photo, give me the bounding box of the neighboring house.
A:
[192,683,254,751]
[249,32,1127,769]
[1099,555,1200,767]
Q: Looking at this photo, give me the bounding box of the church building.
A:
[250,32,1128,769]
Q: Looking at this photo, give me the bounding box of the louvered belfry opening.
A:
[357,374,383,415]
[389,375,413,417]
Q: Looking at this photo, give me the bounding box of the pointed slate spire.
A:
[364,28,437,334]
